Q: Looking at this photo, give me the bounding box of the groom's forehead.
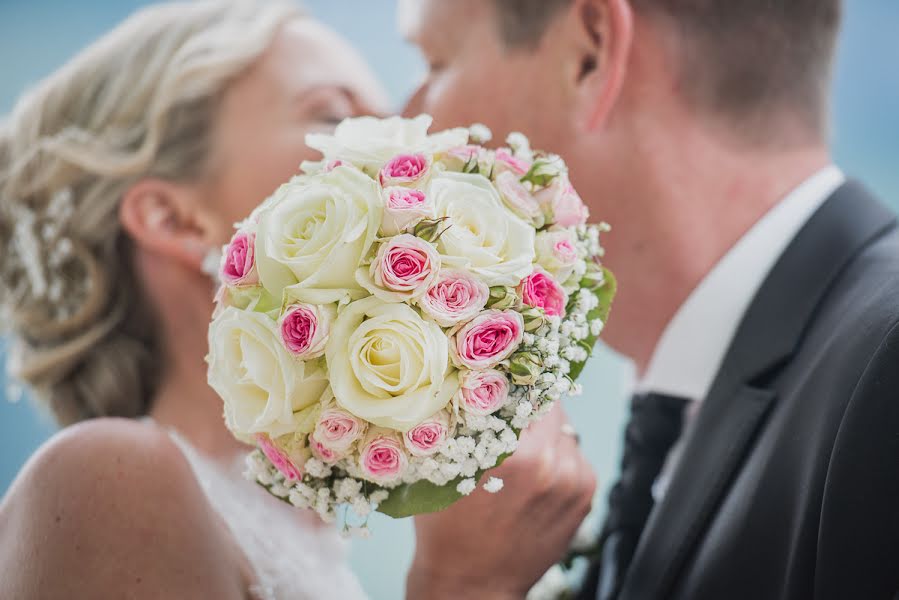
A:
[399,0,485,45]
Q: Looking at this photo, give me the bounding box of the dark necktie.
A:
[592,392,690,600]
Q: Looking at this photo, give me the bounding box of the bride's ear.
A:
[568,0,634,131]
[118,179,214,272]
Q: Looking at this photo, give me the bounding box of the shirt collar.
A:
[637,166,846,400]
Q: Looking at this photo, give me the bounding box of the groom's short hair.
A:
[492,0,842,137]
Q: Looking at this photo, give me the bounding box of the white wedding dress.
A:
[165,428,369,600]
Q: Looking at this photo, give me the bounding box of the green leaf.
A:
[568,267,617,381]
[377,452,513,518]
[377,478,468,518]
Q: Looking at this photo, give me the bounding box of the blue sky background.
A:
[0,2,896,598]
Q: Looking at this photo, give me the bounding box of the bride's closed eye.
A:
[295,87,355,129]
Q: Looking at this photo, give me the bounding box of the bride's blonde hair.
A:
[0,0,300,425]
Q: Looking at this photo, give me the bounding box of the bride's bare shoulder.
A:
[4,417,194,512]
[0,418,246,599]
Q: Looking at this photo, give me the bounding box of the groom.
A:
[404,0,899,598]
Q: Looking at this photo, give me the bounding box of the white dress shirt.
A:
[640,166,846,499]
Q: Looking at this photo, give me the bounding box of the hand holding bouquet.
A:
[206,115,615,528]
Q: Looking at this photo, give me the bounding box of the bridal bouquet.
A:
[206,115,614,528]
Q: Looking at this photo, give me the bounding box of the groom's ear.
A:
[118,179,216,272]
[566,0,633,131]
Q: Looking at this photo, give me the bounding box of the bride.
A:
[0,1,597,598]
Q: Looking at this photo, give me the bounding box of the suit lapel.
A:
[619,181,896,600]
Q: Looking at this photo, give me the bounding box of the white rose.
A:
[535,229,580,283]
[306,114,469,175]
[208,307,328,441]
[326,296,458,431]
[431,171,536,286]
[254,166,382,305]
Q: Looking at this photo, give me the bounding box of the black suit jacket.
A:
[586,181,899,600]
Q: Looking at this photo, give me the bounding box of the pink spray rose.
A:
[360,430,408,484]
[494,171,543,224]
[519,268,569,317]
[404,410,451,457]
[314,408,366,453]
[309,434,341,464]
[381,188,435,236]
[442,145,484,170]
[450,309,525,370]
[553,237,578,263]
[494,148,531,176]
[368,234,440,299]
[221,231,258,286]
[279,303,332,359]
[536,177,589,227]
[417,269,490,327]
[535,230,579,283]
[256,433,303,482]
[457,369,510,416]
[379,153,430,187]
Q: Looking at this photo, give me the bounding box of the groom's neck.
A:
[601,125,831,373]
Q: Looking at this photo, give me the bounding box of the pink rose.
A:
[451,309,524,370]
[447,145,481,162]
[417,269,490,327]
[221,231,258,286]
[518,268,568,317]
[323,159,345,172]
[457,369,510,416]
[494,148,531,176]
[381,188,436,236]
[279,303,332,359]
[367,234,440,300]
[441,145,485,171]
[314,408,366,453]
[494,171,543,224]
[554,238,578,263]
[379,153,430,187]
[360,430,408,484]
[537,178,589,227]
[404,410,450,457]
[309,434,342,464]
[535,230,579,282]
[256,433,303,482]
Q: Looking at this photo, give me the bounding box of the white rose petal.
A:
[326,296,458,431]
[431,172,536,287]
[254,167,382,305]
[306,114,468,175]
[208,307,328,441]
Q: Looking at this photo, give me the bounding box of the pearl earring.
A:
[201,247,222,283]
